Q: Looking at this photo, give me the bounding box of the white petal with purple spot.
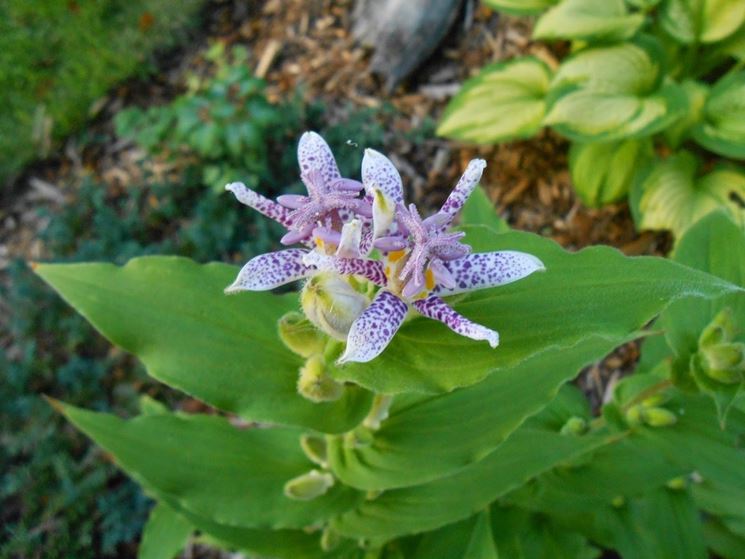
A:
[439,159,487,224]
[225,249,313,293]
[413,296,499,348]
[339,290,408,364]
[225,182,294,228]
[297,131,341,185]
[362,149,404,204]
[433,251,545,296]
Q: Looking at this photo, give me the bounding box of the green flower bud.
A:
[641,406,678,427]
[297,356,344,403]
[363,394,393,430]
[278,311,326,357]
[698,308,736,348]
[283,469,335,501]
[625,405,643,427]
[666,476,687,491]
[611,495,625,508]
[320,526,341,552]
[301,273,368,341]
[300,434,328,468]
[700,342,745,385]
[560,416,588,436]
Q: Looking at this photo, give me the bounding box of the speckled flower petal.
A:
[225,182,294,228]
[297,131,341,185]
[413,295,499,348]
[362,149,404,204]
[438,159,487,225]
[225,249,313,293]
[303,250,387,286]
[339,290,408,364]
[433,251,545,296]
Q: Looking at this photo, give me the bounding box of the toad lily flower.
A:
[308,150,546,364]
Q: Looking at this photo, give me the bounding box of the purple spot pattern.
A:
[362,149,404,204]
[340,290,408,363]
[439,159,487,223]
[433,251,545,296]
[413,296,499,348]
[297,131,341,186]
[225,249,312,292]
[226,182,294,228]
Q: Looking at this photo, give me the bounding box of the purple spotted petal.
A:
[297,131,341,186]
[277,194,308,209]
[225,182,294,229]
[225,249,313,293]
[433,251,545,296]
[362,149,404,204]
[438,159,487,224]
[413,296,499,348]
[303,250,387,287]
[339,290,408,364]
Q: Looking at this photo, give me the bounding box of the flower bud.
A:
[625,405,643,427]
[278,311,326,357]
[297,356,344,403]
[700,342,745,385]
[641,406,677,427]
[320,526,341,552]
[611,496,625,508]
[301,273,368,340]
[300,434,328,468]
[698,308,736,348]
[560,416,588,436]
[666,476,687,491]
[283,470,335,501]
[363,395,393,430]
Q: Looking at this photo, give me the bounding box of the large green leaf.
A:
[692,71,745,159]
[138,503,192,559]
[56,402,363,530]
[534,0,645,42]
[411,511,498,559]
[437,57,551,144]
[327,335,625,491]
[634,152,745,238]
[35,257,371,433]
[482,0,558,15]
[545,40,687,142]
[459,186,510,232]
[569,138,653,207]
[329,227,741,394]
[660,0,745,44]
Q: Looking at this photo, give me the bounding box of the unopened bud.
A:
[625,405,643,427]
[297,356,344,403]
[320,526,341,552]
[611,496,625,508]
[700,342,745,385]
[283,470,335,501]
[699,308,736,348]
[560,416,588,436]
[666,476,687,491]
[278,312,326,357]
[300,434,328,468]
[641,406,677,427]
[363,394,393,430]
[301,273,368,340]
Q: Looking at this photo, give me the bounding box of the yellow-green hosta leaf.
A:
[569,138,653,207]
[438,57,551,144]
[56,402,363,530]
[635,152,745,238]
[138,503,192,559]
[664,80,709,148]
[35,257,372,433]
[534,0,645,42]
[482,0,558,15]
[661,0,745,44]
[693,71,745,160]
[329,227,740,394]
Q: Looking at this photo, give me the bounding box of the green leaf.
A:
[438,57,551,144]
[329,227,741,394]
[459,186,510,232]
[35,256,371,433]
[56,402,362,530]
[138,502,192,559]
[534,0,645,42]
[663,80,708,148]
[634,152,745,239]
[703,517,745,559]
[327,335,626,491]
[660,0,745,44]
[569,138,653,207]
[331,426,612,540]
[692,71,745,159]
[545,40,687,141]
[412,511,498,559]
[482,0,558,16]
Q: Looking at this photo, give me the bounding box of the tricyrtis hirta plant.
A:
[440,0,745,240]
[37,132,745,558]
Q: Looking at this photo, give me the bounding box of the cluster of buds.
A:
[692,308,745,385]
[225,132,544,379]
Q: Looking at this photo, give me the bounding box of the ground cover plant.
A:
[35,131,745,558]
[0,0,204,184]
[439,0,745,240]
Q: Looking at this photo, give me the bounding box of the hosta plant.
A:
[439,0,745,240]
[36,133,745,558]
